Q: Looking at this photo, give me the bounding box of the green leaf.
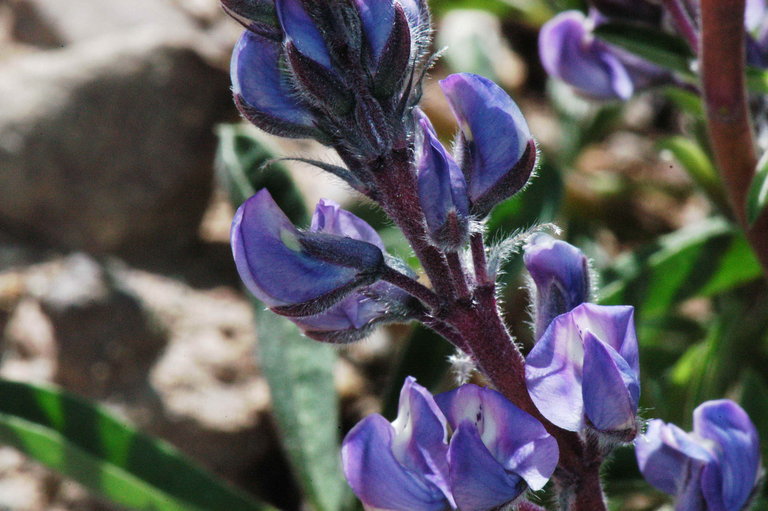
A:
[739,369,768,461]
[657,136,729,212]
[0,379,275,511]
[593,23,694,77]
[253,306,349,511]
[599,217,763,317]
[746,66,768,94]
[746,151,768,225]
[216,123,349,511]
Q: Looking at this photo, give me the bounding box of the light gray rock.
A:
[10,0,199,47]
[0,27,234,256]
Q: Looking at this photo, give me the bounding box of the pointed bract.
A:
[293,200,411,343]
[525,303,640,439]
[342,378,453,511]
[439,73,535,217]
[355,0,396,61]
[231,31,317,138]
[221,0,282,39]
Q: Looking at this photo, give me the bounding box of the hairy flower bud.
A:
[524,234,590,340]
[415,112,470,251]
[231,190,384,318]
[439,73,536,218]
[636,400,761,511]
[231,31,318,138]
[525,303,640,442]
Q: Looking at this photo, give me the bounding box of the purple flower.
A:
[230,30,318,138]
[525,303,640,440]
[415,111,470,251]
[293,199,413,343]
[439,73,536,217]
[342,377,454,511]
[539,10,635,100]
[231,190,384,318]
[539,10,669,101]
[636,400,761,511]
[523,233,591,340]
[435,384,559,511]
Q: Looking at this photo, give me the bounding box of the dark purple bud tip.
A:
[372,3,413,99]
[221,0,282,39]
[636,400,761,511]
[416,113,470,251]
[439,73,535,218]
[231,190,383,318]
[523,233,591,340]
[526,303,640,441]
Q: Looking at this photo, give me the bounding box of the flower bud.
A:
[439,73,536,218]
[342,377,454,511]
[525,303,640,442]
[636,400,761,511]
[435,384,558,511]
[523,234,590,340]
[416,112,470,251]
[231,30,318,138]
[294,199,413,343]
[231,190,384,318]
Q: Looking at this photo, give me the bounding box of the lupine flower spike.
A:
[636,400,762,511]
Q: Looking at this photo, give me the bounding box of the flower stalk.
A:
[700,0,768,276]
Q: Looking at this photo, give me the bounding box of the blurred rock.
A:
[0,28,234,256]
[9,0,198,48]
[25,253,167,400]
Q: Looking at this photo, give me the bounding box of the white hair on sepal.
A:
[448,348,475,385]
